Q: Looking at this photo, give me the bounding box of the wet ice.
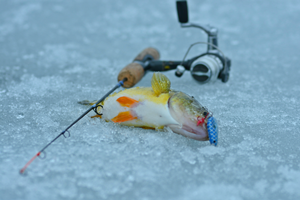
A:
[1,0,300,200]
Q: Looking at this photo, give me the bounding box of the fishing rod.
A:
[19,47,161,174]
[20,78,127,174]
[19,45,164,174]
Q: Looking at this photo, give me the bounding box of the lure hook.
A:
[197,112,210,126]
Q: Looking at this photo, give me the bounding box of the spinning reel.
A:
[118,0,231,88]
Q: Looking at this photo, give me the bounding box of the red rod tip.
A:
[19,152,41,174]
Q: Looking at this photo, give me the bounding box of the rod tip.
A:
[19,168,27,175]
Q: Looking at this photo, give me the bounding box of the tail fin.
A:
[78,100,96,105]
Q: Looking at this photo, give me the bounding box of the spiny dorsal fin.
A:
[151,72,171,96]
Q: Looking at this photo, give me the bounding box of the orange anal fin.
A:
[111,111,137,123]
[116,96,139,107]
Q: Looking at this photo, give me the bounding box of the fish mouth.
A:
[168,117,218,144]
[168,124,209,141]
[183,124,209,141]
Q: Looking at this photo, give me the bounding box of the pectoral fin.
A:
[111,111,137,123]
[116,96,139,107]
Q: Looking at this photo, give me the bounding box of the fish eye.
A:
[203,112,207,116]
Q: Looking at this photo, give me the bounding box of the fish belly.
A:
[102,87,179,129]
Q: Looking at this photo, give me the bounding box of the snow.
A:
[1,0,300,199]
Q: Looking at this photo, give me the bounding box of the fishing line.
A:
[20,78,127,175]
[180,41,227,68]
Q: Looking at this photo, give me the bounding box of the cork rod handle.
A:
[117,47,160,88]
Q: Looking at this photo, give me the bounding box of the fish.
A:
[80,72,218,146]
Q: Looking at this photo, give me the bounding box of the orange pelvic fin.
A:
[116,96,139,107]
[111,111,137,123]
[91,114,102,119]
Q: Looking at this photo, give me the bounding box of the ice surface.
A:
[1,0,300,199]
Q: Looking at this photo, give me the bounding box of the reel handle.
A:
[176,0,189,23]
[118,47,160,88]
